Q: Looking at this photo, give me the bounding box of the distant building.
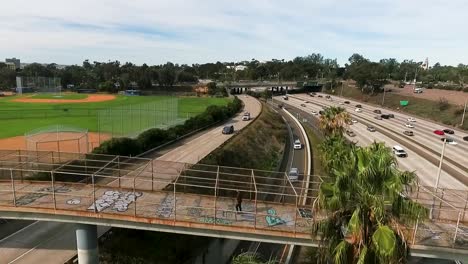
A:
[5,62,16,70]
[421,58,429,70]
[5,58,20,69]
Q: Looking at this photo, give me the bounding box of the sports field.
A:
[0,94,231,139]
[30,93,88,100]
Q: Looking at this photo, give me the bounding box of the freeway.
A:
[0,96,262,264]
[277,94,467,190]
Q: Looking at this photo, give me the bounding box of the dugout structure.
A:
[16,76,61,94]
[25,125,89,154]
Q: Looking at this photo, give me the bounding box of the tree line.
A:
[1,53,468,92]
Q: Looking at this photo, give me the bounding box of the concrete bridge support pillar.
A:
[76,224,99,264]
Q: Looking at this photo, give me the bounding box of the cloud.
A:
[0,0,467,66]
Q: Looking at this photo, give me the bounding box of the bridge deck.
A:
[0,150,467,255]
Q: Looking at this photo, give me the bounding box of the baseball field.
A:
[0,93,231,151]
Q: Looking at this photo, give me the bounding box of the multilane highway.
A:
[276,94,467,190]
[0,96,262,264]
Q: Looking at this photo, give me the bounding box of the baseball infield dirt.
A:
[12,94,116,103]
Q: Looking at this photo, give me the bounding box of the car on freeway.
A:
[374,115,382,120]
[407,117,416,122]
[381,114,390,119]
[283,95,288,100]
[339,102,344,105]
[344,101,350,104]
[373,109,382,114]
[403,130,414,136]
[305,101,310,103]
[388,114,395,118]
[405,123,414,128]
[355,108,362,112]
[294,139,302,149]
[319,110,324,115]
[288,168,299,182]
[367,126,376,132]
[301,104,306,107]
[311,110,318,115]
[443,129,455,134]
[318,95,323,98]
[356,104,362,108]
[463,136,468,141]
[441,137,457,145]
[433,130,445,136]
[392,145,407,157]
[352,119,358,124]
[346,130,356,137]
[222,125,234,134]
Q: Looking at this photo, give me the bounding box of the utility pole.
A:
[430,138,447,219]
[381,88,386,106]
[340,81,345,97]
[461,100,467,126]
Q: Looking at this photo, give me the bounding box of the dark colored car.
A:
[373,109,381,114]
[388,114,395,118]
[319,110,324,115]
[403,130,414,136]
[301,104,306,107]
[344,101,350,104]
[346,130,356,137]
[355,104,362,108]
[367,126,376,132]
[222,125,234,134]
[443,129,455,134]
[464,136,468,141]
[381,114,390,119]
[318,95,323,98]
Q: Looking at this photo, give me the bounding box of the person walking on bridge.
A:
[235,190,242,212]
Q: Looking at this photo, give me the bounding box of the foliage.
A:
[93,97,243,155]
[231,252,277,264]
[313,138,428,263]
[438,97,450,111]
[318,106,351,136]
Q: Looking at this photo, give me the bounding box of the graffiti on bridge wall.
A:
[156,194,177,218]
[16,186,71,206]
[265,208,286,226]
[88,190,142,212]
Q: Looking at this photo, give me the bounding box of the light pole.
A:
[430,137,447,219]
[381,88,387,106]
[340,81,344,97]
[461,99,467,126]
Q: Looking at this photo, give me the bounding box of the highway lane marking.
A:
[8,224,72,264]
[0,221,39,244]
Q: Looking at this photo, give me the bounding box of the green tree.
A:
[232,252,276,264]
[318,106,351,136]
[313,142,427,263]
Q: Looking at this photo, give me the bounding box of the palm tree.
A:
[318,106,351,136]
[313,142,427,263]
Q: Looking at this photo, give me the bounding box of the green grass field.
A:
[30,93,89,100]
[0,95,231,138]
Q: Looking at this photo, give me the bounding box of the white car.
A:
[352,119,358,124]
[311,110,318,115]
[393,145,407,157]
[339,102,344,105]
[355,108,362,112]
[442,138,458,145]
[405,123,414,128]
[293,139,302,150]
[407,117,416,122]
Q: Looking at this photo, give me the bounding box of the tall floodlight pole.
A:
[340,81,344,97]
[430,137,447,219]
[461,100,467,126]
[381,88,386,106]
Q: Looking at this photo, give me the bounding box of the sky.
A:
[1,0,467,66]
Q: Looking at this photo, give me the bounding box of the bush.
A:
[438,97,450,111]
[93,137,142,156]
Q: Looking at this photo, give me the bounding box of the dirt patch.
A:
[393,85,468,106]
[0,132,111,153]
[12,94,116,103]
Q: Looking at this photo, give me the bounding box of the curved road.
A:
[0,95,262,264]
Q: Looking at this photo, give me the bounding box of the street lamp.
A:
[430,137,447,219]
[381,88,387,106]
[461,100,467,126]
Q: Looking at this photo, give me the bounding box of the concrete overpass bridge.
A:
[1,150,468,263]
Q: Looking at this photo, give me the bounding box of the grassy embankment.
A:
[335,86,467,130]
[98,103,288,264]
[0,95,230,138]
